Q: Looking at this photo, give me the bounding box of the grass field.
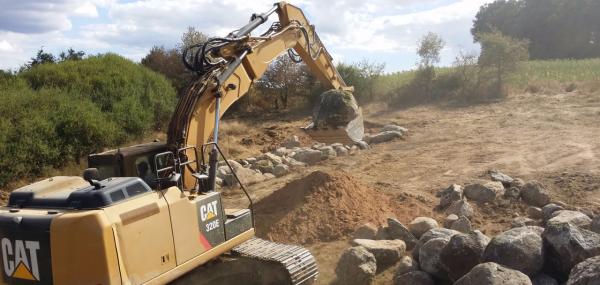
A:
[511,58,600,87]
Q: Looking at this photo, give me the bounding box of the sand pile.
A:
[254,170,397,244]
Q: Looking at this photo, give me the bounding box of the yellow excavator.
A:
[0,2,362,285]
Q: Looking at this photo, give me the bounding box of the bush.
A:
[0,54,177,187]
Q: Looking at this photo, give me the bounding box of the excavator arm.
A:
[167,2,360,191]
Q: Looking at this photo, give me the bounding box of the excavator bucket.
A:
[304,89,365,145]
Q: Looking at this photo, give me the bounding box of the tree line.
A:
[473,0,600,60]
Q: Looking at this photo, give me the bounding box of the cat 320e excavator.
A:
[0,2,363,285]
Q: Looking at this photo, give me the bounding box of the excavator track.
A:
[232,237,319,285]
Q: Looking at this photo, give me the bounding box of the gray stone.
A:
[542,204,565,221]
[387,218,418,249]
[366,131,403,144]
[408,217,439,239]
[272,164,290,178]
[483,226,545,276]
[505,187,522,199]
[281,157,306,169]
[253,159,274,174]
[263,173,275,180]
[318,146,337,159]
[439,184,463,208]
[532,274,559,285]
[274,147,290,157]
[284,135,301,148]
[334,146,349,156]
[351,239,406,269]
[521,181,551,207]
[396,255,419,275]
[454,262,533,285]
[567,255,600,285]
[451,216,473,233]
[528,207,543,220]
[245,157,257,164]
[592,216,600,234]
[419,228,460,244]
[547,210,592,228]
[511,217,538,228]
[394,271,434,285]
[490,170,514,186]
[543,222,600,275]
[464,181,505,203]
[353,223,378,240]
[262,152,283,164]
[510,178,526,188]
[446,199,475,218]
[440,232,489,280]
[419,237,450,280]
[382,124,408,134]
[292,149,322,165]
[355,141,370,150]
[440,231,490,281]
[335,246,377,285]
[224,167,266,186]
[444,214,459,228]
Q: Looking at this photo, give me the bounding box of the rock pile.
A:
[334,170,600,285]
[217,124,407,187]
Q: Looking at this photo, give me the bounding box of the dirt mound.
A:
[254,170,397,245]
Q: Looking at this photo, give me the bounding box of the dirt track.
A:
[224,90,600,284]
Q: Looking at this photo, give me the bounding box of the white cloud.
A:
[0,0,493,71]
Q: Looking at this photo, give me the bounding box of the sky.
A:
[0,0,495,73]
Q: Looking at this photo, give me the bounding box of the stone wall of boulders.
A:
[215,125,408,188]
[335,170,600,285]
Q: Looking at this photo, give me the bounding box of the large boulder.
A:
[335,246,377,285]
[272,164,290,177]
[543,222,600,276]
[353,223,378,240]
[464,181,505,203]
[438,184,463,208]
[394,271,434,285]
[567,255,600,285]
[528,206,543,220]
[408,217,439,239]
[419,228,460,244]
[387,218,418,249]
[365,131,403,144]
[318,146,337,159]
[454,262,533,285]
[351,239,406,269]
[382,124,408,134]
[440,231,491,281]
[419,237,450,280]
[446,199,475,218]
[542,204,565,221]
[547,210,592,228]
[292,149,322,165]
[451,216,473,233]
[224,167,265,186]
[490,170,514,187]
[483,226,545,276]
[511,217,538,228]
[395,255,419,276]
[521,181,551,207]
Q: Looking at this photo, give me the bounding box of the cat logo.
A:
[200,201,218,222]
[1,238,40,281]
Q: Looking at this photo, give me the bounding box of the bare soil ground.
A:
[223,89,600,284]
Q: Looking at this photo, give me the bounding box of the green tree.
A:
[473,0,600,59]
[59,48,85,61]
[415,32,445,99]
[336,60,385,103]
[28,48,56,67]
[478,31,529,96]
